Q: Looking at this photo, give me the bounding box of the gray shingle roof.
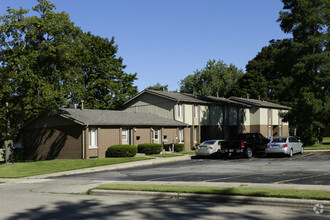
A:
[58,108,188,127]
[228,96,290,110]
[122,89,209,106]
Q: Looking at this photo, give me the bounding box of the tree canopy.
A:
[236,0,329,144]
[0,0,137,143]
[180,59,243,97]
[146,83,168,92]
[277,0,330,144]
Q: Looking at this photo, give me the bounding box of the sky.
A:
[1,0,292,92]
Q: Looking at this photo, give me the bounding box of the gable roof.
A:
[122,89,209,108]
[58,108,188,127]
[228,96,290,110]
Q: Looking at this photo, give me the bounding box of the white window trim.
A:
[89,127,98,149]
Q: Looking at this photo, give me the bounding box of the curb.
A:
[25,155,192,179]
[91,189,330,208]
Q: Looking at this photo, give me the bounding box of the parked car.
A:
[266,136,304,157]
[221,133,270,158]
[195,140,225,158]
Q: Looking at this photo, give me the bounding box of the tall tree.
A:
[277,0,330,144]
[146,83,168,91]
[0,0,137,148]
[80,32,137,110]
[231,39,297,105]
[180,59,243,97]
[0,0,84,144]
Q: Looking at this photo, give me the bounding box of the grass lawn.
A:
[0,157,152,178]
[305,136,330,150]
[178,151,196,155]
[94,184,330,200]
[149,153,184,158]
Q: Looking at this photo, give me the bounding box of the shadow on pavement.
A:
[5,195,322,220]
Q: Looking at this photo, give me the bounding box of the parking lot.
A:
[56,151,330,185]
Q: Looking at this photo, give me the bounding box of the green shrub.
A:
[174,143,184,152]
[138,143,162,155]
[163,143,184,152]
[106,145,137,157]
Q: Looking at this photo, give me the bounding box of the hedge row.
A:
[106,145,137,157]
[138,143,162,155]
[106,142,185,157]
[163,143,184,152]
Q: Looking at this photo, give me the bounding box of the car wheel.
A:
[246,148,253,158]
[300,146,304,154]
[216,150,221,159]
[266,153,272,158]
[289,149,293,157]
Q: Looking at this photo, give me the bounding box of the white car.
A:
[266,136,304,157]
[195,140,225,158]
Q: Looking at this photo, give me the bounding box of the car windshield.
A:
[272,138,287,143]
[202,141,216,145]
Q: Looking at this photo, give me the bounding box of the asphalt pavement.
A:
[1,150,330,210]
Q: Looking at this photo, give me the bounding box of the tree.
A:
[0,0,84,146]
[277,0,330,144]
[0,0,137,153]
[231,39,297,105]
[80,32,137,110]
[146,83,168,91]
[180,59,243,97]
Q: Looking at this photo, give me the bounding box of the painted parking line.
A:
[289,152,314,160]
[202,174,253,182]
[273,172,330,184]
[147,173,193,181]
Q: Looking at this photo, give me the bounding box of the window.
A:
[152,129,160,143]
[179,128,184,142]
[89,127,98,148]
[178,104,183,118]
[122,129,127,140]
[194,105,198,118]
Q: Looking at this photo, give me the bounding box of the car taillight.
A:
[241,141,245,148]
[283,144,288,148]
[209,146,213,149]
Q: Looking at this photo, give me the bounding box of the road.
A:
[0,151,329,219]
[0,183,327,220]
[55,151,330,185]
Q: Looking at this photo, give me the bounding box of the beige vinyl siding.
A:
[185,104,193,125]
[229,107,238,126]
[200,105,210,125]
[210,105,223,126]
[123,93,175,119]
[250,107,268,126]
[272,109,279,125]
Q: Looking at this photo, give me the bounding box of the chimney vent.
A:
[81,100,84,110]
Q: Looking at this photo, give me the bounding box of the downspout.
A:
[82,126,87,159]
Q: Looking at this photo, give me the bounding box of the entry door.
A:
[122,129,128,144]
[152,129,161,144]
